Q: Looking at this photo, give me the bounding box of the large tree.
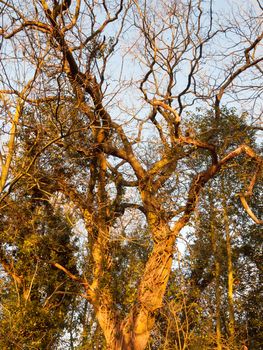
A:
[0,0,262,349]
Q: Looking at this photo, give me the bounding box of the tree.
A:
[0,0,262,349]
[150,109,262,350]
[0,176,79,349]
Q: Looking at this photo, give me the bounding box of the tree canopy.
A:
[0,0,262,349]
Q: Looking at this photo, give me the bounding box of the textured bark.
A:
[121,238,174,349]
[90,216,185,350]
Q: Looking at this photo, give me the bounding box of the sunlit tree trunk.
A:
[215,251,222,350]
[210,197,222,350]
[222,195,235,346]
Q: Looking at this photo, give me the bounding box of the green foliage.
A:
[0,182,79,349]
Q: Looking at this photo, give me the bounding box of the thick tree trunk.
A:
[89,236,123,349]
[117,220,185,350]
[121,240,174,349]
[95,304,122,349]
[90,219,184,350]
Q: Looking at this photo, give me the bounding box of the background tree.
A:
[0,179,78,349]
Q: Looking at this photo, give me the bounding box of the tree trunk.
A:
[116,219,185,350]
[210,203,222,350]
[92,218,184,349]
[223,204,235,345]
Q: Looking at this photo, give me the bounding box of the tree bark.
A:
[223,203,235,345]
[210,200,222,350]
